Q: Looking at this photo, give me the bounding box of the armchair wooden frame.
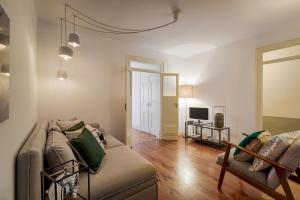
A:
[218,141,298,200]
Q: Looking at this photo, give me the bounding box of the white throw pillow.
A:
[57,119,81,132]
[65,127,84,140]
[249,135,290,172]
[57,117,78,122]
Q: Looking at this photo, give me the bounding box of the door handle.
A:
[175,103,178,108]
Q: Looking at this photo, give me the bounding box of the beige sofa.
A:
[17,120,158,200]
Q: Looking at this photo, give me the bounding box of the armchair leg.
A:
[289,167,300,184]
[274,166,294,200]
[218,144,231,190]
[218,167,226,190]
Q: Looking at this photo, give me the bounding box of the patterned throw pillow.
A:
[249,135,290,172]
[98,128,107,146]
[234,130,265,156]
[85,124,106,148]
[235,131,271,161]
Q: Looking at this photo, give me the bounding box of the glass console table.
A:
[185,120,230,146]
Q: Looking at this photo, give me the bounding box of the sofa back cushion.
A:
[267,138,300,189]
[16,120,49,200]
[45,131,78,174]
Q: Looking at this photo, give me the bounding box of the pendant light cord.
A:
[62,4,179,35]
[60,18,63,45]
[73,15,76,33]
[64,4,67,45]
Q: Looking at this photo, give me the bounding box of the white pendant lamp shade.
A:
[68,33,80,48]
[180,85,194,98]
[57,69,67,80]
[58,46,73,60]
[0,34,9,50]
[1,64,9,76]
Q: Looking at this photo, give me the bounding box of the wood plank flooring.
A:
[132,129,157,146]
[132,137,300,200]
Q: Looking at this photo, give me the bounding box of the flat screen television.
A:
[189,107,209,120]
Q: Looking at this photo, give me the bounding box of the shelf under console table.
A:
[185,121,230,147]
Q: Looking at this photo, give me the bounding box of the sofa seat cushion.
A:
[105,135,124,149]
[216,148,267,186]
[78,146,157,200]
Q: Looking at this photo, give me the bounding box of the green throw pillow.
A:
[234,130,265,155]
[70,128,105,172]
[66,121,85,132]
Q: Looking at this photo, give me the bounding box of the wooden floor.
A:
[132,137,300,200]
[132,129,157,146]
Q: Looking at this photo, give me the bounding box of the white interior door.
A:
[141,73,150,132]
[161,73,179,140]
[125,70,132,146]
[149,74,161,137]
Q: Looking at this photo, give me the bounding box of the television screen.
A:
[189,107,209,120]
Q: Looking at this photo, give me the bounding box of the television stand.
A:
[184,120,212,139]
[184,121,230,147]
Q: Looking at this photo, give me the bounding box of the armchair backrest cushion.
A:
[267,138,300,189]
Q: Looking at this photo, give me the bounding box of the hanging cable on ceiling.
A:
[63,3,180,34]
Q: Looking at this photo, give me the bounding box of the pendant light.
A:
[1,64,9,76]
[0,34,9,50]
[68,15,80,48]
[57,69,67,80]
[58,6,73,60]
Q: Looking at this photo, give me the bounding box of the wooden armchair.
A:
[217,140,300,200]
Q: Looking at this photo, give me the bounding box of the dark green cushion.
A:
[70,128,105,172]
[234,130,264,155]
[66,121,85,132]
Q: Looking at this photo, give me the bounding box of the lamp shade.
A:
[58,46,73,60]
[68,33,80,48]
[57,69,67,80]
[1,64,9,76]
[180,85,193,98]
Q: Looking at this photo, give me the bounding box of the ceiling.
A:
[35,0,300,55]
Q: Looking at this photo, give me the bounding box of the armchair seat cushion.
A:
[217,149,267,186]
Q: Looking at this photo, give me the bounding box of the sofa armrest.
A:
[224,141,293,172]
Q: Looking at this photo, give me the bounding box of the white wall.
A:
[37,13,300,144]
[37,22,165,142]
[0,0,38,199]
[164,24,300,143]
[263,59,300,119]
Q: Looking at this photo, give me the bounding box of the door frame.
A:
[125,55,164,146]
[256,37,300,129]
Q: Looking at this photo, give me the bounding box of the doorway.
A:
[257,38,300,133]
[125,56,179,146]
[132,71,160,146]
